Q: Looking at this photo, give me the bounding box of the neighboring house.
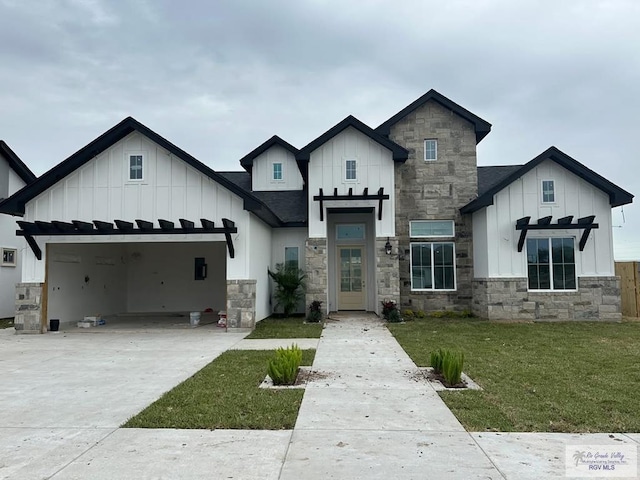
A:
[0,141,37,318]
[0,90,633,333]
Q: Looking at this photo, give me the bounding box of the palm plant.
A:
[268,263,306,317]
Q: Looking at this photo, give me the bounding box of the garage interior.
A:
[46,241,227,329]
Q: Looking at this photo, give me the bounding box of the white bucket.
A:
[189,312,201,326]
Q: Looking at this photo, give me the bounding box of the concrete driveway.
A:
[0,326,251,479]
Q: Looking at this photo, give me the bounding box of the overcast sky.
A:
[1,0,638,259]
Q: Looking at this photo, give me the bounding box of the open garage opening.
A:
[46,241,227,329]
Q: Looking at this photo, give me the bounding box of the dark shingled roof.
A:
[253,191,307,225]
[477,165,523,197]
[217,172,307,226]
[217,171,251,191]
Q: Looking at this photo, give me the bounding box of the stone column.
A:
[226,279,256,328]
[376,237,400,315]
[305,238,327,313]
[14,283,44,334]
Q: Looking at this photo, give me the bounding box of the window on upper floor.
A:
[284,246,299,270]
[345,159,357,181]
[129,154,144,181]
[526,237,576,291]
[424,139,437,161]
[1,247,16,267]
[273,163,283,181]
[542,180,555,203]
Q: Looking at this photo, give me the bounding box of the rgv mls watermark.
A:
[566,444,637,477]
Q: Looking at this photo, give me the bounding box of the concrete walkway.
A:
[281,314,502,479]
[1,317,638,479]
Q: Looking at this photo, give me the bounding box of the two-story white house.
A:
[0,89,633,333]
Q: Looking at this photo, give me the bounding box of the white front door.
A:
[337,246,365,310]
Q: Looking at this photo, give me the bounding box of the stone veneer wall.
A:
[14,282,44,334]
[472,277,622,321]
[226,279,256,328]
[388,100,477,313]
[376,237,400,313]
[305,238,328,313]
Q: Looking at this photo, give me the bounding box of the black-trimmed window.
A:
[411,242,455,290]
[527,237,576,290]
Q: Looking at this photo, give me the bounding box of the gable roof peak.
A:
[461,146,633,213]
[239,134,298,172]
[375,89,492,144]
[296,114,408,163]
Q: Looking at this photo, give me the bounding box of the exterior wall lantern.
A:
[385,237,392,255]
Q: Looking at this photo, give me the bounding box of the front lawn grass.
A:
[0,318,13,329]
[388,318,640,433]
[123,349,315,430]
[245,316,323,339]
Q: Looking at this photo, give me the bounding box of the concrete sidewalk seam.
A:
[46,427,119,479]
[468,431,509,480]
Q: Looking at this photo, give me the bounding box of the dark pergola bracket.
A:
[16,217,238,259]
[515,215,598,252]
[313,187,389,221]
[24,235,42,260]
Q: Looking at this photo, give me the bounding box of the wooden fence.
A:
[614,261,640,317]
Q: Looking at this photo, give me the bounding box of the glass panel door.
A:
[337,246,365,310]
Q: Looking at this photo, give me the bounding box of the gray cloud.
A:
[1,0,638,257]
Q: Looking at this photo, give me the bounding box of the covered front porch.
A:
[305,208,399,316]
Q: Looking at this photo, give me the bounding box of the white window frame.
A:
[284,246,299,270]
[345,159,357,182]
[424,139,437,161]
[409,220,455,238]
[410,242,456,291]
[272,162,283,182]
[526,237,577,292]
[127,153,144,181]
[1,247,17,267]
[541,179,555,204]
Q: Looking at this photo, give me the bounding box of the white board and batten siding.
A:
[248,215,274,321]
[473,159,615,278]
[251,145,303,191]
[20,131,268,284]
[0,159,29,317]
[307,127,396,238]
